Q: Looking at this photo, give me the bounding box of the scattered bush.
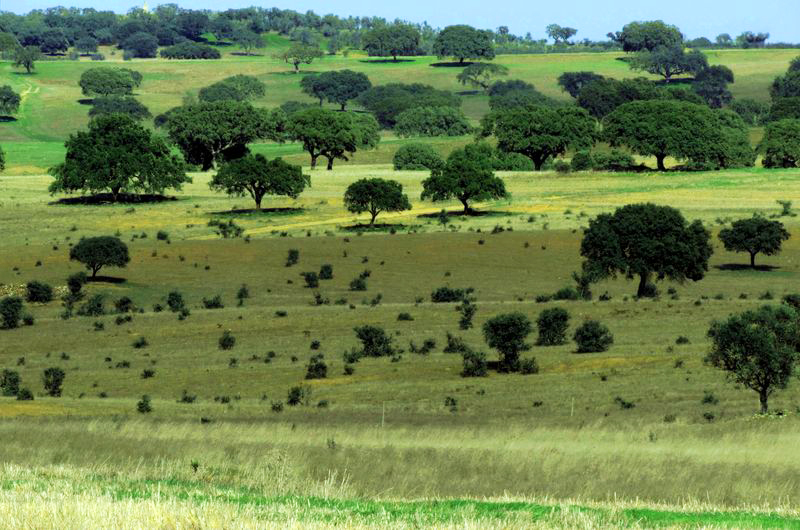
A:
[114,296,135,313]
[0,296,23,329]
[354,325,396,357]
[202,295,224,309]
[1,369,21,396]
[536,308,570,346]
[431,286,474,303]
[305,354,328,379]
[42,367,65,397]
[77,294,105,317]
[287,385,307,406]
[160,42,221,59]
[16,388,33,401]
[592,150,638,172]
[570,151,594,171]
[573,320,614,353]
[67,272,87,295]
[393,143,445,171]
[319,264,333,280]
[136,395,152,413]
[286,249,299,267]
[349,277,367,291]
[457,299,477,330]
[444,332,470,354]
[614,396,635,409]
[483,312,533,372]
[520,357,540,374]
[140,368,155,379]
[552,286,580,301]
[397,312,414,321]
[26,281,53,303]
[132,336,148,349]
[461,349,488,377]
[218,330,236,350]
[302,272,320,288]
[167,291,185,312]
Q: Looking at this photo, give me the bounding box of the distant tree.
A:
[356,83,461,128]
[362,24,420,61]
[162,101,286,171]
[536,307,570,346]
[719,217,790,268]
[274,43,324,72]
[770,71,800,100]
[546,24,577,44]
[395,106,472,137]
[42,367,65,397]
[287,107,379,169]
[232,28,264,55]
[39,28,69,55]
[79,67,141,97]
[210,154,308,210]
[487,80,560,110]
[730,99,770,126]
[758,119,800,168]
[160,42,221,59]
[557,71,605,98]
[432,25,495,64]
[393,144,445,171]
[483,312,532,372]
[88,97,151,121]
[0,86,21,117]
[75,36,99,54]
[693,65,734,108]
[69,236,130,278]
[421,142,507,213]
[580,203,713,297]
[0,296,23,329]
[573,320,614,353]
[576,77,665,119]
[49,114,188,201]
[299,70,371,110]
[629,45,708,82]
[715,33,733,47]
[608,20,683,52]
[706,305,800,413]
[199,75,266,102]
[0,32,19,55]
[13,46,41,74]
[737,31,769,49]
[768,97,800,122]
[121,32,159,58]
[481,106,596,170]
[176,10,209,41]
[344,178,411,225]
[354,325,396,357]
[456,63,509,92]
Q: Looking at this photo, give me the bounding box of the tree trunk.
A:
[637,272,651,298]
[656,155,666,171]
[293,62,300,72]
[340,103,346,111]
[370,210,378,226]
[91,265,100,278]
[310,154,318,169]
[750,252,757,268]
[460,198,472,214]
[759,388,769,414]
[255,198,262,211]
[111,186,120,202]
[326,157,334,170]
[393,54,397,61]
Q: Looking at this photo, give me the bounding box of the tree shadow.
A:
[714,263,780,272]
[230,52,265,57]
[430,61,474,68]
[50,193,178,205]
[77,98,94,106]
[86,276,126,284]
[341,223,412,232]
[417,209,513,219]
[208,207,304,216]
[0,116,18,122]
[456,90,481,96]
[358,58,416,64]
[269,70,321,76]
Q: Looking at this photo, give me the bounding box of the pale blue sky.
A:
[1,0,798,42]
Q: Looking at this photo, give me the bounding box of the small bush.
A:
[136,395,152,413]
[782,293,800,310]
[353,325,395,357]
[349,277,367,291]
[218,330,236,350]
[305,354,328,379]
[302,272,319,288]
[343,364,355,375]
[519,357,539,374]
[166,291,185,312]
[1,369,21,396]
[614,396,635,409]
[271,401,284,413]
[457,300,477,330]
[536,308,570,346]
[156,230,169,241]
[42,367,65,397]
[397,312,414,321]
[0,296,24,329]
[461,349,488,377]
[431,286,474,303]
[676,336,690,345]
[593,150,637,172]
[114,296,135,313]
[392,143,445,171]
[285,249,299,267]
[160,41,221,59]
[702,391,719,405]
[140,368,155,379]
[132,336,148,349]
[573,320,613,353]
[552,287,580,301]
[26,281,53,303]
[236,285,250,305]
[319,264,333,280]
[202,295,224,309]
[77,294,105,317]
[67,272,87,295]
[444,332,470,354]
[287,385,307,406]
[553,160,571,173]
[16,388,33,401]
[178,390,197,403]
[570,151,594,171]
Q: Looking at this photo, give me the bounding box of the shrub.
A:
[178,390,197,403]
[319,264,333,280]
[395,106,472,137]
[393,143,445,171]
[140,368,155,379]
[570,151,594,171]
[136,395,152,413]
[167,291,185,312]
[77,294,105,317]
[552,287,580,301]
[592,150,637,172]
[520,357,540,374]
[1,369,21,396]
[483,312,533,372]
[343,364,355,375]
[218,330,236,350]
[0,296,23,329]
[42,367,65,397]
[491,150,534,171]
[353,325,396,357]
[287,385,306,406]
[444,332,470,354]
[457,300,477,330]
[397,312,414,321]
[461,349,488,377]
[431,286,473,303]
[573,320,614,353]
[536,308,570,346]
[702,391,719,405]
[67,272,87,295]
[26,281,53,303]
[409,338,437,355]
[156,230,169,241]
[271,401,284,412]
[614,396,635,409]
[160,42,221,59]
[553,160,571,173]
[349,277,367,291]
[16,388,34,401]
[305,354,328,379]
[783,293,800,310]
[285,249,299,267]
[202,295,224,309]
[114,296,135,313]
[132,336,148,349]
[302,272,320,288]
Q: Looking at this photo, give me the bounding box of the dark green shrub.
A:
[178,390,197,403]
[167,291,185,312]
[319,264,333,280]
[573,320,614,353]
[42,367,65,397]
[520,357,540,374]
[0,296,23,329]
[570,151,594,171]
[491,150,534,171]
[136,395,152,413]
[353,325,395,357]
[614,396,635,409]
[114,296,135,313]
[393,143,445,171]
[397,312,414,321]
[236,285,249,306]
[132,336,148,349]
[22,314,34,326]
[536,308,570,346]
[444,332,470,354]
[76,294,105,317]
[287,385,306,406]
[26,281,53,303]
[160,42,221,59]
[202,295,224,309]
[16,388,34,401]
[431,286,474,303]
[67,272,87,295]
[592,150,637,172]
[140,368,155,379]
[553,160,571,173]
[1,369,21,396]
[271,401,284,412]
[349,277,367,291]
[305,354,328,379]
[782,293,800,310]
[302,272,319,288]
[461,349,488,377]
[552,287,580,301]
[457,300,477,330]
[483,312,532,372]
[702,391,719,405]
[219,330,236,350]
[343,364,355,375]
[156,230,169,241]
[286,249,299,267]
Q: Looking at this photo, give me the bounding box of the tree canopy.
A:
[274,43,324,72]
[557,71,605,98]
[343,178,412,225]
[69,236,131,278]
[609,20,683,52]
[546,24,577,44]
[421,142,508,213]
[199,75,266,103]
[579,203,713,297]
[628,45,708,82]
[693,65,734,108]
[395,106,472,137]
[0,85,21,116]
[456,63,509,92]
[719,217,790,268]
[287,108,379,169]
[121,32,158,58]
[300,70,371,110]
[13,46,41,74]
[232,28,264,55]
[483,312,533,373]
[88,96,151,121]
[210,154,309,210]
[356,83,460,129]
[362,24,420,61]
[758,119,800,168]
[79,67,142,97]
[706,305,800,413]
[49,114,189,201]
[481,106,596,170]
[432,25,495,64]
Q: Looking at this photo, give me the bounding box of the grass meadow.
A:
[2,40,800,527]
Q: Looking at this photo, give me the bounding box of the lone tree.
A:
[210,154,309,210]
[481,106,596,170]
[13,45,41,74]
[274,43,324,72]
[300,70,371,110]
[42,367,66,397]
[199,75,266,103]
[456,63,509,92]
[421,142,507,213]
[69,236,130,278]
[580,203,713,297]
[719,217,790,268]
[758,119,800,168]
[49,114,189,201]
[0,85,21,117]
[343,178,412,225]
[483,312,533,372]
[629,45,708,83]
[432,25,495,64]
[79,67,142,98]
[546,24,578,44]
[363,24,420,61]
[608,20,683,52]
[706,305,800,414]
[232,28,264,56]
[287,107,379,169]
[161,101,286,171]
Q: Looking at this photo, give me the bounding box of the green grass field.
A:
[2,41,800,527]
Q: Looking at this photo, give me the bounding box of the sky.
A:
[1,0,798,43]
